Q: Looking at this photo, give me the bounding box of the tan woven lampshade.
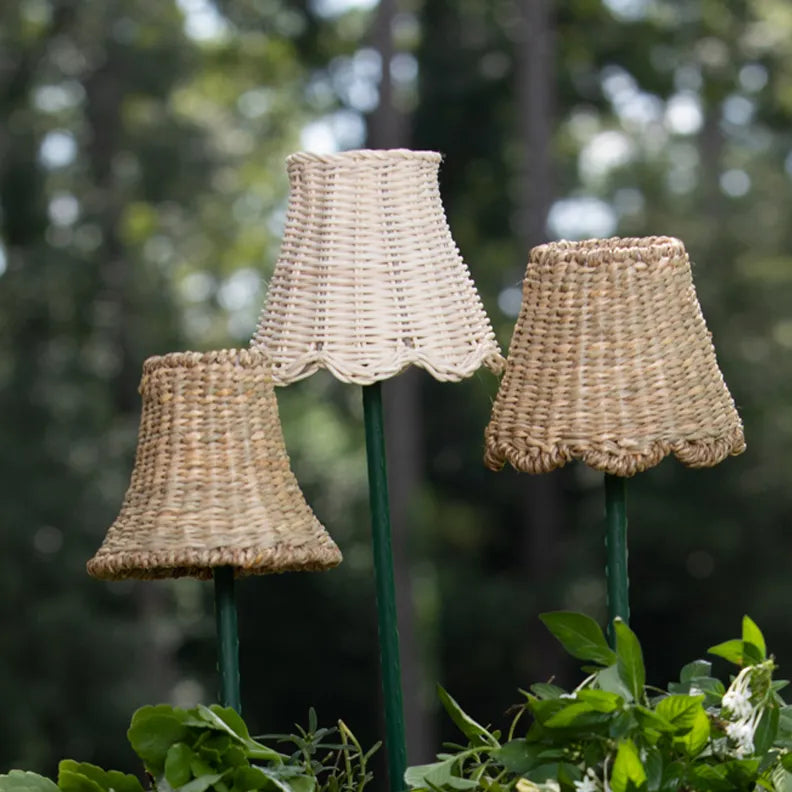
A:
[251,149,504,385]
[484,236,745,477]
[87,349,342,580]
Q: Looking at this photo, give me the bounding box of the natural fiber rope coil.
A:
[484,236,745,477]
[252,149,504,385]
[87,348,342,580]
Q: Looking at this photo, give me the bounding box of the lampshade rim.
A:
[261,346,506,385]
[532,235,686,262]
[87,542,343,580]
[141,348,270,375]
[286,149,442,167]
[483,428,746,477]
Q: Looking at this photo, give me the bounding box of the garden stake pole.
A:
[214,565,242,712]
[362,382,407,792]
[604,473,629,646]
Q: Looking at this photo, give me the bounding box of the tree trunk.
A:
[83,42,179,703]
[516,0,555,247]
[514,0,567,682]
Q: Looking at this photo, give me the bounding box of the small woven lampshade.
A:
[484,236,745,477]
[251,149,504,385]
[87,349,342,580]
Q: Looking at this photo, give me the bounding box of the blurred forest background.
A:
[3,0,792,784]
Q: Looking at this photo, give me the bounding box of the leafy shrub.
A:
[0,705,378,792]
[406,614,792,792]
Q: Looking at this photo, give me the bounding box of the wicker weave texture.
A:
[87,349,342,580]
[252,149,504,385]
[484,237,745,476]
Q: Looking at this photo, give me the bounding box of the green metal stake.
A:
[362,382,407,792]
[604,473,629,646]
[214,565,242,712]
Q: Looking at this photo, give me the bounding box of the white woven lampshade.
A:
[251,149,504,385]
[484,237,746,477]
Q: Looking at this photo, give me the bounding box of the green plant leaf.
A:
[557,762,583,787]
[528,699,570,726]
[609,710,639,740]
[437,686,497,747]
[128,706,192,774]
[576,689,624,711]
[437,778,478,791]
[744,643,765,665]
[708,638,763,667]
[186,706,283,764]
[689,677,726,699]
[743,617,767,661]
[208,706,251,740]
[643,748,662,792]
[246,743,287,763]
[187,706,248,741]
[286,778,315,792]
[724,758,761,786]
[755,708,780,755]
[529,683,566,700]
[404,759,476,790]
[779,706,792,735]
[771,766,792,792]
[676,705,710,757]
[0,771,60,792]
[611,739,646,792]
[523,763,560,783]
[58,764,143,792]
[493,741,539,774]
[539,612,616,666]
[165,743,194,787]
[708,639,745,665]
[634,706,675,734]
[614,619,646,703]
[582,741,606,770]
[256,767,309,792]
[57,763,143,792]
[55,770,103,792]
[180,772,228,792]
[686,763,731,792]
[543,702,600,728]
[232,766,271,791]
[597,665,634,701]
[680,661,713,682]
[659,761,686,792]
[195,734,246,768]
[190,757,217,778]
[655,696,705,732]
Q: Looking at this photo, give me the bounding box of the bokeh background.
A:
[2,0,792,784]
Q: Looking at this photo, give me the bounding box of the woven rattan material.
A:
[252,149,504,385]
[87,349,342,580]
[484,237,745,477]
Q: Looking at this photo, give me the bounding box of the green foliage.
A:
[0,706,378,792]
[406,613,792,792]
[537,613,616,668]
[0,773,59,792]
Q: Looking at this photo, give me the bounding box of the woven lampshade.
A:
[87,349,342,580]
[484,236,745,477]
[251,149,504,385]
